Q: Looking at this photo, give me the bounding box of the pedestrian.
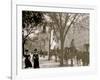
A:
[40,49,43,57]
[24,49,32,68]
[32,48,40,68]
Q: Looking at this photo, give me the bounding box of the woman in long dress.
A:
[24,49,32,68]
[32,49,40,68]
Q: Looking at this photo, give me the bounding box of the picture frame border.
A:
[11,2,97,80]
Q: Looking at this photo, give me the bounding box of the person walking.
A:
[32,49,40,68]
[24,49,32,68]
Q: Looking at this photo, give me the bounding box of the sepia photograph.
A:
[22,11,89,69]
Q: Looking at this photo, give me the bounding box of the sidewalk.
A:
[39,56,60,68]
[22,55,60,69]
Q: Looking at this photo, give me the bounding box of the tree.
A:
[47,12,80,66]
[22,11,45,56]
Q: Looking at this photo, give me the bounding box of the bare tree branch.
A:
[48,13,61,30]
[58,13,62,28]
[23,27,34,41]
[63,13,71,30]
[63,14,78,41]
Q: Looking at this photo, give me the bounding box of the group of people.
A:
[24,48,40,69]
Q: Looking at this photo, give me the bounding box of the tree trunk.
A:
[55,49,57,62]
[60,39,64,66]
[43,39,45,58]
[71,59,73,66]
[22,40,25,57]
[48,39,51,60]
[22,36,27,57]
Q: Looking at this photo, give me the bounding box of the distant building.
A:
[50,29,59,50]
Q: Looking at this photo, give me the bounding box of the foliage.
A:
[22,11,45,29]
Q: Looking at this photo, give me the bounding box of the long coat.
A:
[24,55,32,68]
[32,53,40,68]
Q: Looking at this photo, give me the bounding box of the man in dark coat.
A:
[32,49,40,68]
